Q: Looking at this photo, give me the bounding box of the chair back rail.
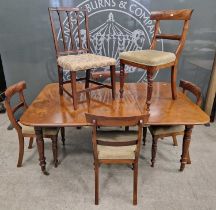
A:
[48,7,90,57]
[85,113,149,127]
[150,9,193,20]
[179,80,202,106]
[85,113,148,161]
[150,9,193,58]
[4,81,28,132]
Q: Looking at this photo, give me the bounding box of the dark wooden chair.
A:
[48,7,116,110]
[86,113,149,205]
[119,9,193,111]
[143,80,202,167]
[4,81,65,167]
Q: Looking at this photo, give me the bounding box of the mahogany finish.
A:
[91,71,128,81]
[150,9,193,20]
[120,9,193,111]
[48,7,116,110]
[20,82,209,174]
[144,80,202,168]
[86,114,148,205]
[4,81,64,168]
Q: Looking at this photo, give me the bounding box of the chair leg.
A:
[172,135,178,146]
[95,163,99,205]
[17,134,25,167]
[125,126,129,131]
[58,65,64,95]
[119,62,125,98]
[85,69,91,89]
[146,70,154,112]
[133,162,138,205]
[70,71,78,110]
[171,65,177,100]
[110,65,116,99]
[28,137,34,149]
[51,136,58,167]
[151,136,158,167]
[60,127,65,145]
[143,127,147,145]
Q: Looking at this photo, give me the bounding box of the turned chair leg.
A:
[143,127,147,145]
[17,135,25,167]
[28,137,34,149]
[95,163,99,205]
[51,136,58,167]
[151,136,158,167]
[119,62,125,98]
[146,70,154,112]
[172,135,178,146]
[85,69,91,89]
[171,65,177,100]
[58,65,64,95]
[133,162,138,205]
[61,127,65,145]
[110,65,116,99]
[70,71,78,110]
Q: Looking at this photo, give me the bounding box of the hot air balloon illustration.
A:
[60,12,151,82]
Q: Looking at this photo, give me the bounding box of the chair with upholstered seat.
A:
[143,80,202,167]
[119,9,193,111]
[48,7,116,110]
[4,81,64,167]
[86,113,149,205]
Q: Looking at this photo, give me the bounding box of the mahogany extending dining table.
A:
[20,82,209,175]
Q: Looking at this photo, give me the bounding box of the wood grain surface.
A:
[20,82,209,127]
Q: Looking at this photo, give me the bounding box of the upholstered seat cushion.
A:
[97,130,138,160]
[57,53,116,71]
[119,50,176,66]
[149,125,185,136]
[18,122,59,136]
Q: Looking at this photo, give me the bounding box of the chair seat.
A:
[119,50,176,66]
[18,122,59,136]
[97,130,137,160]
[149,125,185,136]
[57,53,116,71]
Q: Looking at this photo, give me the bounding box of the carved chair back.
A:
[4,81,28,133]
[179,80,202,106]
[150,9,193,58]
[48,7,90,57]
[85,113,149,161]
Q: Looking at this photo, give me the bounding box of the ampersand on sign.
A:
[119,1,127,9]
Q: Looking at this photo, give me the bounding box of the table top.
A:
[20,82,209,127]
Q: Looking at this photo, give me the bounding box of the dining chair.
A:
[48,7,116,110]
[4,81,64,167]
[119,9,193,111]
[143,80,202,167]
[85,113,149,205]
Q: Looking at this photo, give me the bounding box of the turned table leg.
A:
[34,127,49,175]
[180,125,193,171]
